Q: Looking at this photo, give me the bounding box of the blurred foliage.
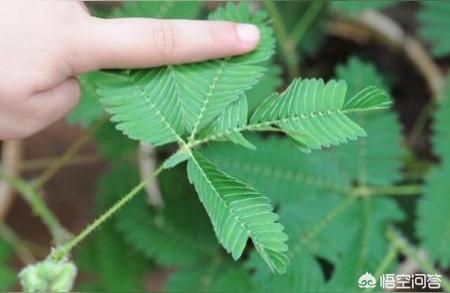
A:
[417,78,450,268]
[0,240,15,291]
[419,1,450,58]
[44,0,449,292]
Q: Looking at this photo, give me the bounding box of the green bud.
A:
[19,258,77,292]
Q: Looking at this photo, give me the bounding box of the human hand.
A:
[0,1,260,140]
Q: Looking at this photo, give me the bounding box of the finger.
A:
[23,78,80,137]
[70,18,260,73]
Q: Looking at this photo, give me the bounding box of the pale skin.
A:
[0,1,260,140]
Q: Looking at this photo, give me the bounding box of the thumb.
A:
[70,17,261,73]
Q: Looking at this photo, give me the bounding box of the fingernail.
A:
[237,24,260,44]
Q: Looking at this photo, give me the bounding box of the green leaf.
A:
[419,1,450,57]
[76,224,147,292]
[97,2,275,146]
[67,72,103,128]
[0,240,15,291]
[187,152,289,274]
[334,57,404,186]
[165,262,253,292]
[203,135,350,205]
[94,122,137,159]
[114,163,219,267]
[198,96,256,150]
[250,78,391,152]
[248,249,325,292]
[417,162,450,268]
[76,164,148,292]
[417,78,450,268]
[326,198,404,291]
[112,1,203,19]
[246,63,283,112]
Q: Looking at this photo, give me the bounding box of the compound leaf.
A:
[187,152,289,274]
[250,78,391,152]
[97,2,275,146]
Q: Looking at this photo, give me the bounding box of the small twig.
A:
[0,140,23,220]
[19,154,101,172]
[0,224,35,264]
[408,99,436,148]
[387,227,450,292]
[290,0,326,45]
[138,144,163,208]
[261,0,299,79]
[352,184,423,197]
[33,117,105,189]
[0,170,71,245]
[51,163,165,261]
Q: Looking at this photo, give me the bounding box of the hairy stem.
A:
[188,107,390,149]
[387,227,450,292]
[51,163,165,261]
[290,0,326,45]
[33,118,104,189]
[0,170,70,245]
[261,0,299,79]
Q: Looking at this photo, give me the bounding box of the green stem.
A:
[370,244,398,292]
[387,227,450,292]
[0,224,35,264]
[51,164,165,261]
[33,118,105,189]
[290,0,326,45]
[262,0,299,79]
[352,184,423,197]
[0,170,70,245]
[292,193,358,255]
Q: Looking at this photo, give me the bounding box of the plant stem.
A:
[408,100,436,148]
[374,245,398,280]
[290,0,326,45]
[20,154,101,172]
[292,193,358,255]
[261,0,299,79]
[33,118,105,189]
[0,224,35,264]
[51,164,165,261]
[0,170,70,245]
[352,184,423,197]
[387,227,450,292]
